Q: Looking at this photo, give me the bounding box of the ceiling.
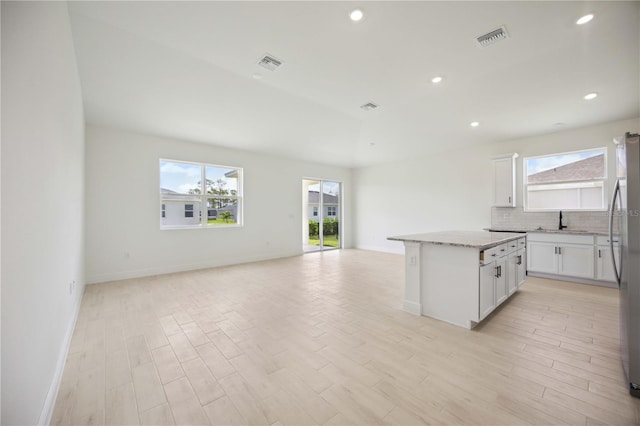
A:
[67,1,640,168]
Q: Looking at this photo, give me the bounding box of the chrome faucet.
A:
[558,210,568,230]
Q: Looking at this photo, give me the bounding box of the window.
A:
[160,159,243,228]
[313,206,318,216]
[327,206,337,216]
[524,148,606,211]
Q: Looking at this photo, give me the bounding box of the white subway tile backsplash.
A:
[491,207,613,233]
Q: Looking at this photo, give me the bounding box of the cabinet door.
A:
[558,244,594,278]
[479,263,496,320]
[493,157,515,207]
[516,249,526,287]
[596,244,619,282]
[527,241,558,274]
[507,252,518,295]
[495,257,508,305]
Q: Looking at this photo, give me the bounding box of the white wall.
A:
[354,117,640,254]
[1,2,85,425]
[85,125,352,283]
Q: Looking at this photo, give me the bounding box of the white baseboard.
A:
[403,300,422,315]
[38,285,85,425]
[355,244,405,255]
[86,250,301,284]
[526,272,617,288]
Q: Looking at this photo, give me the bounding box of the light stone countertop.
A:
[387,230,524,250]
[484,227,610,236]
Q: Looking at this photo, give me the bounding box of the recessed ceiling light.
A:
[576,14,594,25]
[349,9,364,22]
[470,121,480,127]
[369,142,376,147]
[584,92,598,100]
[252,73,263,80]
[431,76,443,84]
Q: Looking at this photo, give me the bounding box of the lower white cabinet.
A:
[508,248,526,295]
[527,233,615,283]
[596,244,619,282]
[479,262,496,320]
[528,241,558,274]
[479,237,525,321]
[557,243,594,278]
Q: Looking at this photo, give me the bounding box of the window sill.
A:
[160,224,243,231]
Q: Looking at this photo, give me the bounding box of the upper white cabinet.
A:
[492,153,518,207]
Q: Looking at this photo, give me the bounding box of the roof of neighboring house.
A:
[308,190,339,204]
[161,187,180,194]
[527,153,604,184]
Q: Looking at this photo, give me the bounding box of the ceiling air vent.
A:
[257,54,283,71]
[476,26,509,47]
[360,102,379,111]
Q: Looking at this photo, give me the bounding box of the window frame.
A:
[523,147,607,212]
[160,159,243,230]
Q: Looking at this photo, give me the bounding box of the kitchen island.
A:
[388,231,526,328]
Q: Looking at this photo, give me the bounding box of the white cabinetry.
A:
[492,153,518,207]
[528,241,558,274]
[479,237,526,321]
[558,244,594,278]
[527,233,595,280]
[479,263,496,320]
[508,246,526,295]
[595,236,620,282]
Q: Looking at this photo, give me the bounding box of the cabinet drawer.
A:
[480,246,500,264]
[495,243,509,257]
[527,232,594,245]
[504,239,520,254]
[596,235,620,245]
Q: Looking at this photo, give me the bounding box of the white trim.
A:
[86,250,301,284]
[37,285,85,425]
[355,244,405,255]
[526,271,617,288]
[403,300,422,315]
[523,147,608,211]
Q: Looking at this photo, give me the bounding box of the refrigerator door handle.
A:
[609,178,622,286]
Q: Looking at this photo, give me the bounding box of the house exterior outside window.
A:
[160,159,243,228]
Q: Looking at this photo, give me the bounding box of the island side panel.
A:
[402,241,422,315]
[420,244,480,329]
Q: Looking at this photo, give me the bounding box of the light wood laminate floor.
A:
[52,249,640,425]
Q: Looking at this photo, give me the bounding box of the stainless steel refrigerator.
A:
[609,132,640,397]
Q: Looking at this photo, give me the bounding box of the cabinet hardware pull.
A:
[558,247,561,255]
[555,247,557,254]
[508,196,512,204]
[598,249,601,258]
[517,255,522,265]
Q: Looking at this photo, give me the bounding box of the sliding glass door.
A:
[302,179,341,252]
